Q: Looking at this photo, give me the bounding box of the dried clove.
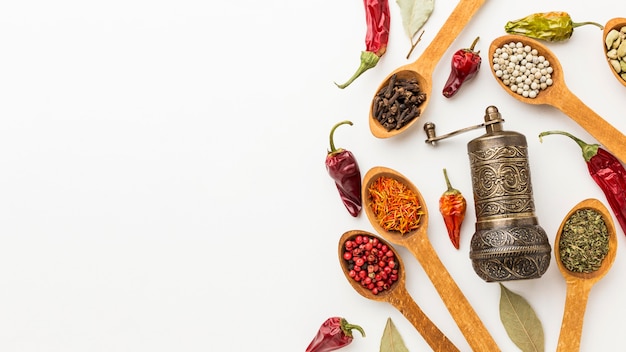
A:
[373,74,426,131]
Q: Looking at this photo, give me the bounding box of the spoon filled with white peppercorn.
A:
[603,17,626,87]
[489,34,626,165]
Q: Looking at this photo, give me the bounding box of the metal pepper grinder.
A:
[466,106,551,282]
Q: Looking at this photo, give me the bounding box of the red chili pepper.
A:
[442,36,481,98]
[539,130,626,235]
[335,0,390,89]
[306,317,365,352]
[439,168,466,249]
[326,121,362,217]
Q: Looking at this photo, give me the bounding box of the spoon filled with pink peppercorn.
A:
[338,230,458,351]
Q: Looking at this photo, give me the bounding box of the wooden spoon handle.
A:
[414,0,486,74]
[389,287,460,352]
[554,89,626,164]
[557,282,592,352]
[408,234,500,351]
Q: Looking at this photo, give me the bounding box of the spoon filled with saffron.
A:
[368,0,486,138]
[338,230,459,351]
[489,34,626,164]
[554,198,617,352]
[361,166,499,351]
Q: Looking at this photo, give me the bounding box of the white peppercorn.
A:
[491,41,553,98]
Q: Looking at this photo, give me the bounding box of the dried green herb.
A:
[559,208,609,273]
[380,317,409,352]
[499,284,545,352]
[396,0,433,58]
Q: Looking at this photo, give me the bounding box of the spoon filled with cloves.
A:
[368,0,487,138]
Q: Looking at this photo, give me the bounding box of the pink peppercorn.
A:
[341,235,400,295]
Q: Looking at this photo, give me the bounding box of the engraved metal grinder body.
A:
[467,106,551,282]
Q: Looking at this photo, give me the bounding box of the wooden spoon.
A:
[361,166,499,351]
[489,35,626,165]
[603,18,626,87]
[368,0,486,139]
[554,198,617,352]
[338,230,459,351]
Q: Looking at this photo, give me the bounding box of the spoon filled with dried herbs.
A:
[361,166,499,351]
[368,0,486,138]
[554,198,617,352]
[488,34,626,164]
[338,230,459,351]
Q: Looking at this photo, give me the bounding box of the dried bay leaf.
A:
[396,0,434,58]
[499,283,545,352]
[380,317,409,352]
[396,0,434,38]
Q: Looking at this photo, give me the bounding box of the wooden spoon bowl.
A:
[488,35,626,164]
[338,230,459,351]
[338,230,406,301]
[368,0,486,139]
[361,166,499,351]
[603,17,626,87]
[554,198,617,351]
[489,35,564,106]
[362,166,428,240]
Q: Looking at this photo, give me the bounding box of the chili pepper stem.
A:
[443,168,454,192]
[328,120,353,153]
[340,318,366,338]
[468,36,480,52]
[335,51,381,89]
[538,130,599,162]
[572,21,604,30]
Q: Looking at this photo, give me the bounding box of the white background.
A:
[0,0,625,351]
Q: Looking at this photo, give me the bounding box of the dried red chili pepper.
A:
[442,36,481,98]
[306,317,365,352]
[439,168,466,249]
[539,130,626,235]
[326,120,362,217]
[335,0,390,89]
